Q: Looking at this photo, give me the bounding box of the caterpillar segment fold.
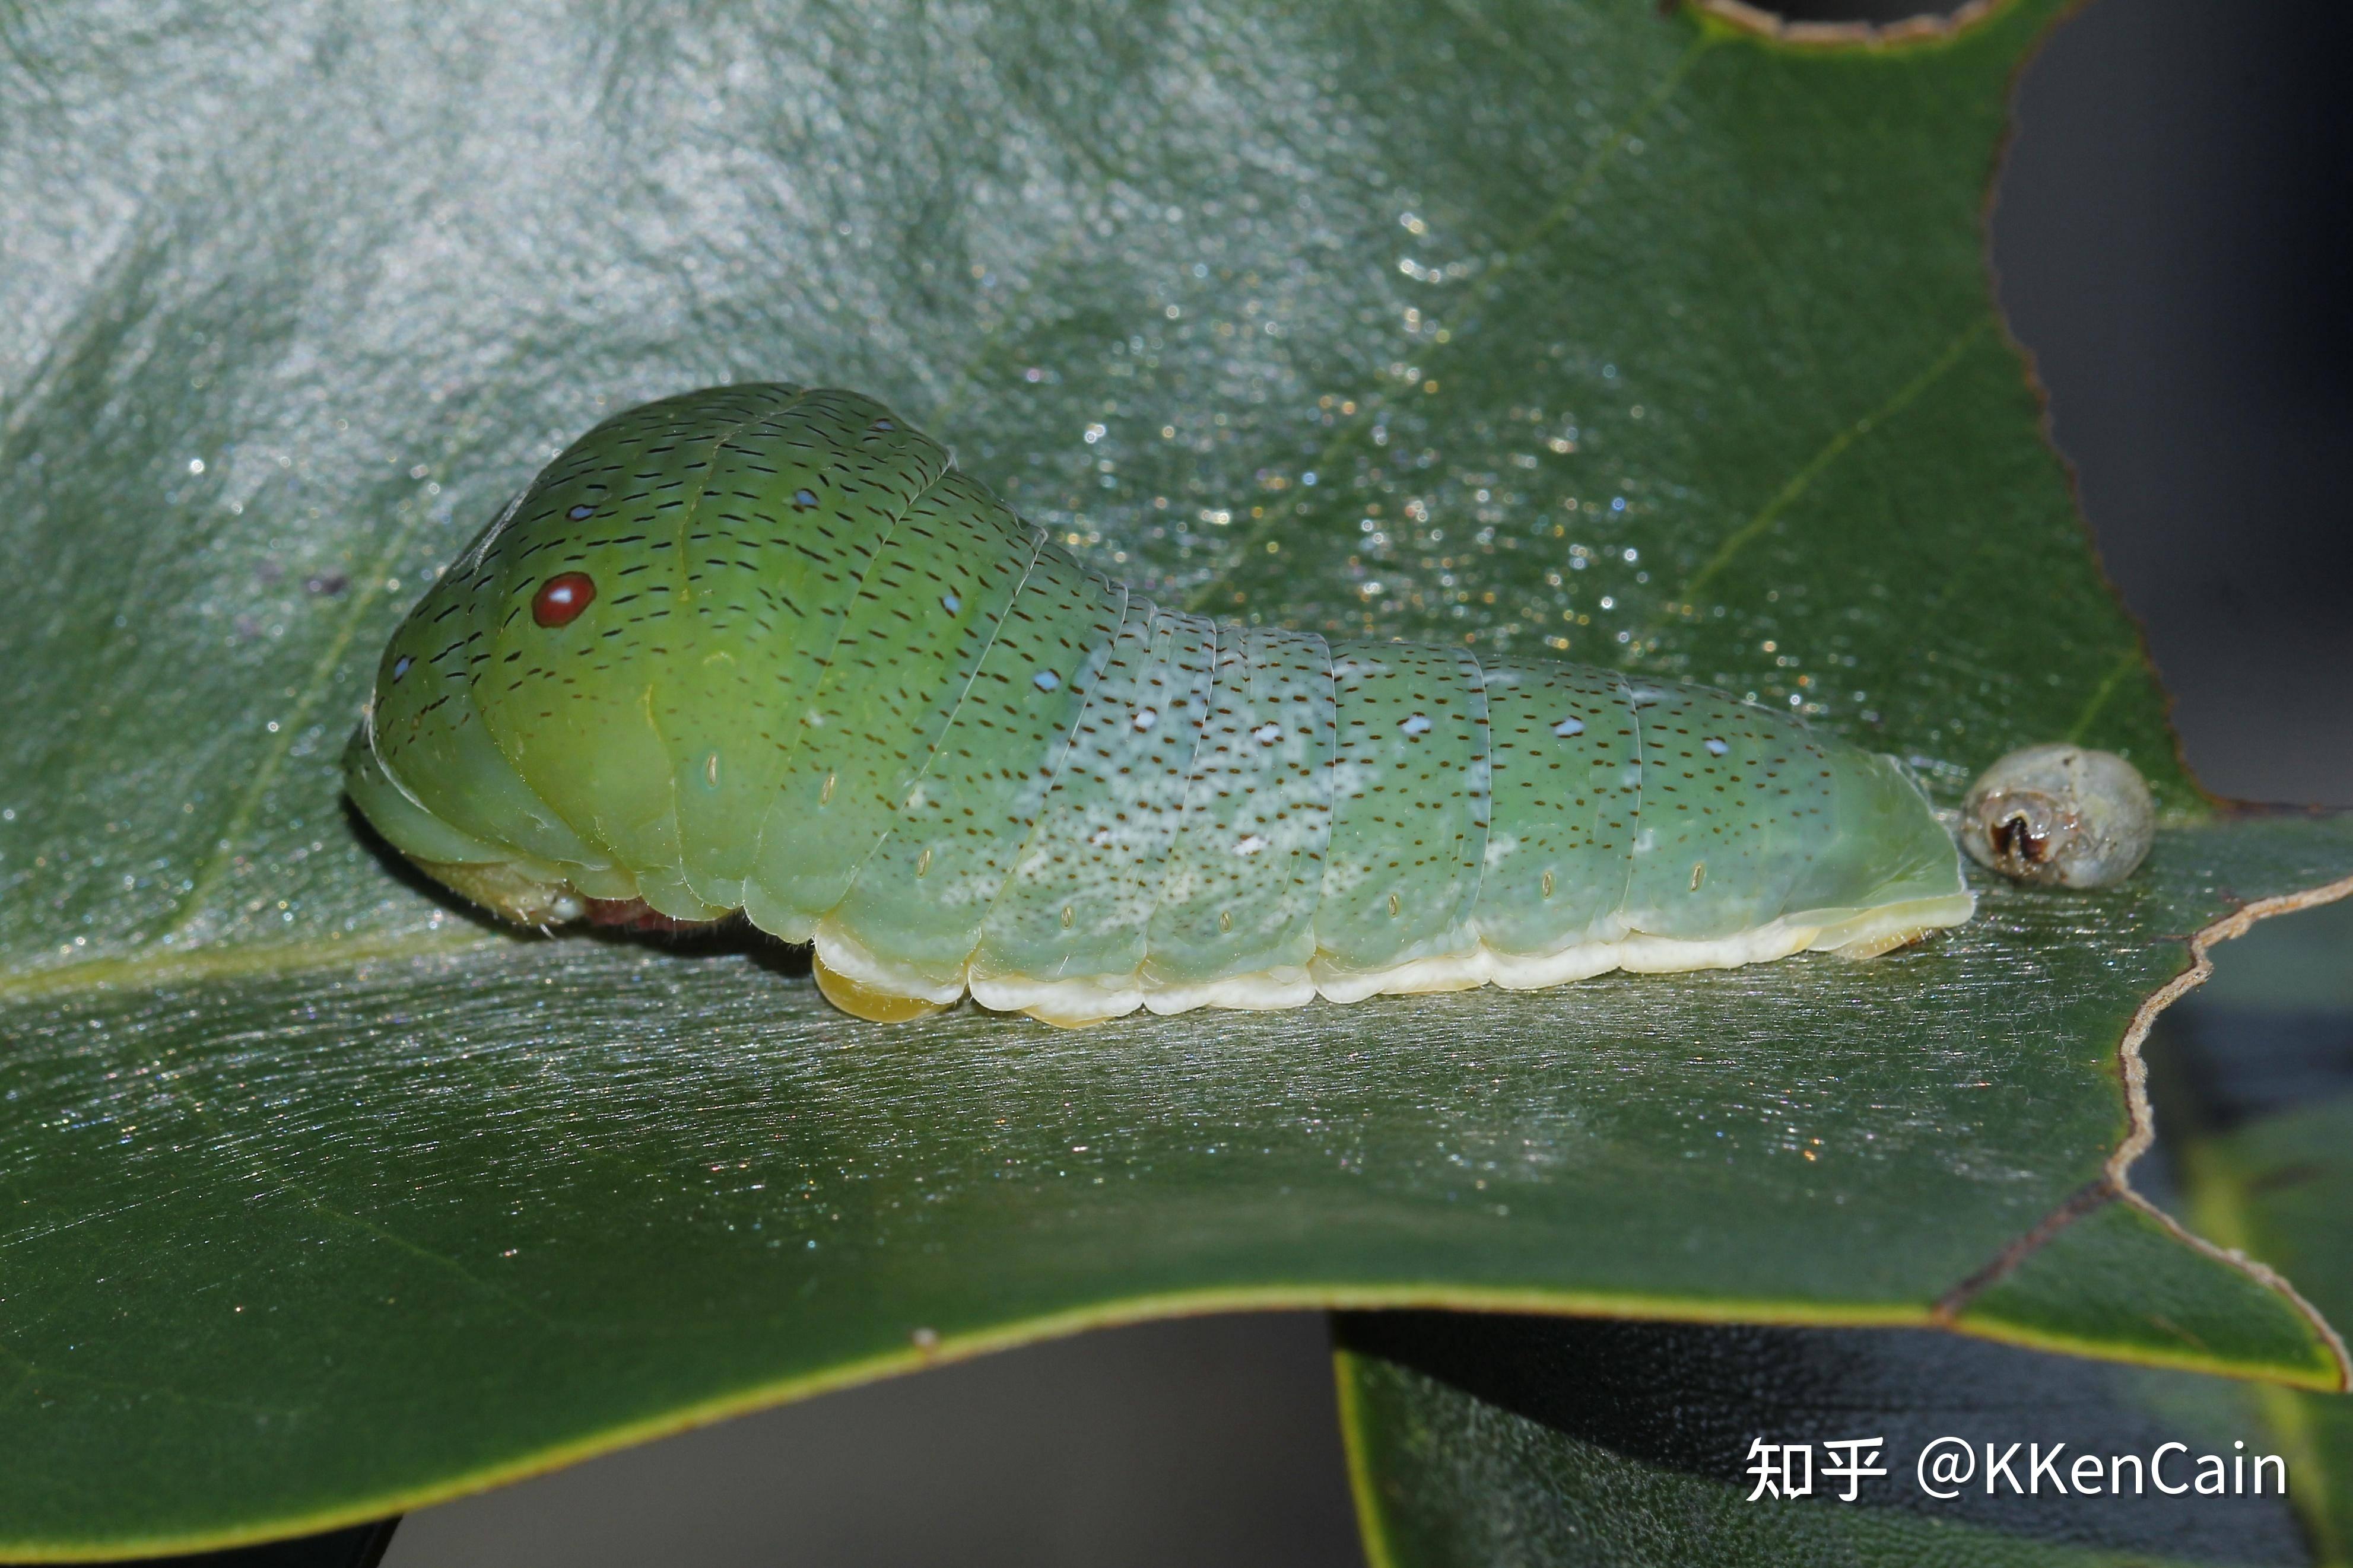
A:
[345,384,1976,1026]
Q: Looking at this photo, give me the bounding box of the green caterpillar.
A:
[345,383,1973,1025]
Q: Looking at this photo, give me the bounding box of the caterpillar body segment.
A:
[347,384,1974,1026]
[966,604,1220,1016]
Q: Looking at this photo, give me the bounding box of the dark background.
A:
[379,2,2353,1561]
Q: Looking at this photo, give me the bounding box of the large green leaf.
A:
[5,0,2347,1554]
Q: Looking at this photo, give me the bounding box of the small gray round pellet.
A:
[1960,743,2155,889]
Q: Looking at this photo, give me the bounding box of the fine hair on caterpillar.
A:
[345,383,1976,1026]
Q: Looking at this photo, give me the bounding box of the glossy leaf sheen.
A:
[2,0,2346,1554]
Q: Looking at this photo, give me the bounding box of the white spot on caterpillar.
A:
[1252,723,1282,745]
[1552,715,1583,737]
[941,593,961,614]
[1400,713,1433,737]
[1704,737,1729,756]
[1060,905,1074,927]
[1219,910,1233,931]
[820,771,836,805]
[704,751,720,788]
[1234,834,1269,855]
[1088,826,1113,847]
[1632,828,1657,854]
[1033,670,1061,692]
[1132,707,1158,731]
[1387,892,1401,915]
[916,847,932,877]
[1541,870,1555,898]
[1690,861,1706,890]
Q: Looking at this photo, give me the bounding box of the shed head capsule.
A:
[1960,743,2154,889]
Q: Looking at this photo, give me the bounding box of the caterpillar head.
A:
[1960,743,2154,889]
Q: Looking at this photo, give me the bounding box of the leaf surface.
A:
[1,0,2341,1553]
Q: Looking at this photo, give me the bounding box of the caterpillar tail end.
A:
[1809,892,1978,961]
[1830,924,1935,960]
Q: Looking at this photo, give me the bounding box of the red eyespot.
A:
[532,571,596,628]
